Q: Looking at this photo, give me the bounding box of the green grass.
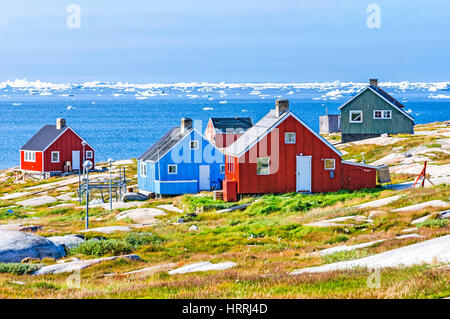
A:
[68,239,134,257]
[322,249,373,264]
[0,263,42,275]
[245,189,382,216]
[417,218,449,228]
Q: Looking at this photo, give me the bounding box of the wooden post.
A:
[412,161,427,188]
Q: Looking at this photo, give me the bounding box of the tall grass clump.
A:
[181,195,238,213]
[125,233,165,248]
[246,189,381,216]
[0,263,41,275]
[69,239,134,257]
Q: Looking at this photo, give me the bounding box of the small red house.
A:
[204,117,253,149]
[20,118,95,173]
[223,100,377,201]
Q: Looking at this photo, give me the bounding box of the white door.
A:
[72,151,80,170]
[199,165,210,191]
[296,156,312,192]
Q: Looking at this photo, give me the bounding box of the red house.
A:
[20,118,95,174]
[222,100,377,202]
[204,117,253,149]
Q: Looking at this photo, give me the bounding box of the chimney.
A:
[370,78,378,87]
[275,99,289,117]
[180,118,193,134]
[56,118,66,130]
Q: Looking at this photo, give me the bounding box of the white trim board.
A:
[342,160,378,170]
[338,86,414,122]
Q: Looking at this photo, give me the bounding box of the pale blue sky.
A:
[0,0,449,82]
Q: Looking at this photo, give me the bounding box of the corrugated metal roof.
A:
[224,110,289,157]
[211,117,253,133]
[20,125,69,151]
[138,127,192,162]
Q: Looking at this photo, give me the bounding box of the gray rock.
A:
[16,196,57,207]
[0,231,65,263]
[33,254,140,275]
[189,225,199,232]
[121,192,148,202]
[47,234,84,250]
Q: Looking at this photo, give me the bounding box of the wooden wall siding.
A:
[204,119,243,148]
[138,129,225,195]
[20,151,43,171]
[342,163,377,190]
[340,89,414,135]
[226,115,342,195]
[44,129,94,172]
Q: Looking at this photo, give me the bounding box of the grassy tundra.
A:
[0,122,449,299]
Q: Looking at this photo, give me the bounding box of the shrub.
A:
[0,263,41,275]
[69,239,133,257]
[125,233,165,248]
[325,235,349,245]
[417,219,448,228]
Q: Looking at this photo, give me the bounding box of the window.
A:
[324,159,335,170]
[227,156,235,173]
[140,162,147,177]
[220,164,225,174]
[168,164,177,174]
[374,110,392,119]
[257,157,270,175]
[24,151,36,162]
[51,151,60,163]
[86,150,93,159]
[190,140,199,150]
[350,110,363,123]
[285,132,296,144]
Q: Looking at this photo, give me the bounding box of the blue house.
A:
[138,118,225,195]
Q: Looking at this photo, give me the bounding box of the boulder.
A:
[121,192,148,202]
[116,208,166,224]
[169,261,237,275]
[189,225,199,232]
[47,234,84,250]
[33,254,140,275]
[0,230,65,263]
[16,196,57,207]
[0,224,42,232]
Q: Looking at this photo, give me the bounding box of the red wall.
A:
[20,151,43,171]
[204,119,244,148]
[44,128,95,172]
[342,163,377,190]
[225,115,342,195]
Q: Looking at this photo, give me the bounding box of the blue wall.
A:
[138,129,224,195]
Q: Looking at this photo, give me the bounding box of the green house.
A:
[339,79,414,142]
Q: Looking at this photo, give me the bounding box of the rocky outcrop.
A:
[0,231,65,263]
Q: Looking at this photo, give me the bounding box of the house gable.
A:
[340,88,414,136]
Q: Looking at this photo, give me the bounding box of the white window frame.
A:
[86,150,93,159]
[168,164,177,175]
[190,140,199,150]
[285,132,296,144]
[349,110,363,123]
[373,110,392,119]
[140,162,147,177]
[257,157,270,175]
[220,164,225,174]
[24,151,36,162]
[51,151,60,163]
[324,159,335,170]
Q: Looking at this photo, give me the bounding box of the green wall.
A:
[340,88,414,135]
